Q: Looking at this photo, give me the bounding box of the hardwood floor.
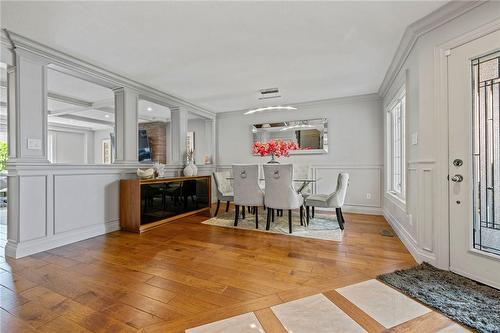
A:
[0,206,461,332]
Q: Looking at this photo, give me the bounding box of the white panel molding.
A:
[384,160,438,265]
[383,207,437,265]
[418,167,434,253]
[216,163,383,215]
[379,0,486,97]
[312,165,382,208]
[5,220,119,259]
[1,29,215,119]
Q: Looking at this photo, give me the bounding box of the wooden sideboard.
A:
[120,175,212,233]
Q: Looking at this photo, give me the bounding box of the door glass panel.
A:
[472,51,500,255]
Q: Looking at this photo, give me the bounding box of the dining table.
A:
[226,177,320,194]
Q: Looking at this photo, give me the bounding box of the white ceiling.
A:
[1,1,445,112]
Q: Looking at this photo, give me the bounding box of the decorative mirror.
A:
[252,118,328,154]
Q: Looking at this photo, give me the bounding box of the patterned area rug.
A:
[378,262,500,333]
[203,210,343,241]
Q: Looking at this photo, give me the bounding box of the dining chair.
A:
[213,171,234,216]
[232,164,264,228]
[263,164,304,233]
[305,173,349,230]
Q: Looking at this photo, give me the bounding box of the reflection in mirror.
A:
[138,100,170,164]
[188,112,213,165]
[47,68,115,164]
[252,118,328,154]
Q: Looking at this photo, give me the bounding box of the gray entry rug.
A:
[378,262,500,333]
[203,210,343,241]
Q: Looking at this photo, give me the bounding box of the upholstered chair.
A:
[213,171,234,216]
[305,173,349,230]
[232,164,264,228]
[263,164,304,233]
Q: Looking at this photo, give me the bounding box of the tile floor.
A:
[186,279,471,333]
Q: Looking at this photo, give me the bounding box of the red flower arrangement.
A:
[252,140,299,160]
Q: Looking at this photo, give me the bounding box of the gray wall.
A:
[216,94,384,214]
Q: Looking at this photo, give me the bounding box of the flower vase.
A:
[183,162,198,176]
[267,153,280,164]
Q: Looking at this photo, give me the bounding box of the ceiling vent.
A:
[258,87,281,100]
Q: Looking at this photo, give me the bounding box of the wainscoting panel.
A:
[217,164,382,214]
[19,175,47,241]
[312,165,382,209]
[419,167,434,253]
[54,173,120,234]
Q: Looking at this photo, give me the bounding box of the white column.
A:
[170,107,187,165]
[113,87,138,164]
[8,49,50,163]
[204,118,215,164]
[5,49,50,258]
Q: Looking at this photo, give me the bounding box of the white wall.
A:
[216,94,384,214]
[382,1,500,268]
[188,118,212,165]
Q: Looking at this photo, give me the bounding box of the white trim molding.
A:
[1,29,215,119]
[217,163,383,215]
[378,0,486,97]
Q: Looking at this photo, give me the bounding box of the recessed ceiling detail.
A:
[1,1,446,112]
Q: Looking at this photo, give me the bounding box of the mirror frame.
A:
[251,118,328,155]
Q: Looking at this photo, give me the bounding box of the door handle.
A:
[451,174,464,182]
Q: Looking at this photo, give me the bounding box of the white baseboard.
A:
[384,208,419,260]
[383,208,437,265]
[5,220,120,259]
[342,205,383,215]
[315,205,382,215]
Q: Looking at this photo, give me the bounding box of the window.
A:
[386,87,406,200]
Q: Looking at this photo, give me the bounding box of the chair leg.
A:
[300,206,304,226]
[266,208,271,230]
[234,205,239,226]
[306,206,310,225]
[226,201,230,212]
[215,200,220,217]
[288,209,292,234]
[336,208,345,230]
[312,206,315,218]
[248,206,251,214]
[272,209,275,222]
[255,207,259,229]
[339,207,346,225]
[242,206,246,219]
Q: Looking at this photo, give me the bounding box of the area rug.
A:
[378,262,500,333]
[203,210,343,241]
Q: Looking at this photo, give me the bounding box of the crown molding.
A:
[378,0,486,97]
[1,29,215,119]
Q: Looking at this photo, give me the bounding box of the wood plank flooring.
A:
[0,206,462,332]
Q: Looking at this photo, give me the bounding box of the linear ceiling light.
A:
[244,106,297,115]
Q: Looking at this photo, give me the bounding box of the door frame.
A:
[434,19,500,272]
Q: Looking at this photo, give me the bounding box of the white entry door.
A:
[448,30,500,289]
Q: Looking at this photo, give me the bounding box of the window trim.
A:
[386,86,406,203]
